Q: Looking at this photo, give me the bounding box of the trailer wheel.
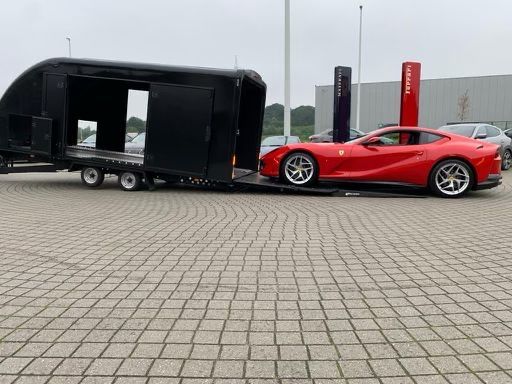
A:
[81,167,104,187]
[118,171,142,191]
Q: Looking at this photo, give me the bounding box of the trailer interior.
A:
[64,75,148,166]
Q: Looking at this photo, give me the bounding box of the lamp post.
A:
[284,0,291,137]
[356,5,363,131]
[66,37,72,58]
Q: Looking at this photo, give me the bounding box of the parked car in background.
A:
[438,124,512,170]
[124,132,146,155]
[77,134,97,148]
[259,135,300,157]
[260,126,502,198]
[309,128,366,142]
[78,134,133,148]
[504,128,512,139]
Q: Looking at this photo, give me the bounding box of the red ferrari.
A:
[259,127,502,198]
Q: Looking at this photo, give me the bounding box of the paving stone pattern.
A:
[0,172,511,383]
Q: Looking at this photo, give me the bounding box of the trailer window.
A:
[126,90,148,136]
[77,120,97,145]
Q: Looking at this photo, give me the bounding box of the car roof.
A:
[362,126,474,142]
[371,126,442,135]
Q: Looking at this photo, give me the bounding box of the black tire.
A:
[81,167,104,188]
[501,150,512,171]
[279,152,319,187]
[429,159,474,198]
[118,171,142,191]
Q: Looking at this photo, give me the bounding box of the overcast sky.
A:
[1,0,511,109]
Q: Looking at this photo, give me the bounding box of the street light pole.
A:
[66,37,72,58]
[356,5,363,131]
[284,0,291,137]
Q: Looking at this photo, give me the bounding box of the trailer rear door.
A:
[145,84,214,177]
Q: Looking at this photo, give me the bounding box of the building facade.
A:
[315,74,512,134]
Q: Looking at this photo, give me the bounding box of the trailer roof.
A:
[14,57,265,85]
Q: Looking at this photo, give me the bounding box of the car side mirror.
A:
[475,132,487,139]
[362,136,381,145]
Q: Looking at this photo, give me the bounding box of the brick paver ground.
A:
[0,171,511,384]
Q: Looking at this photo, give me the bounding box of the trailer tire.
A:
[118,171,142,191]
[81,167,104,187]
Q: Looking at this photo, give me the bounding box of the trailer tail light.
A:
[232,155,236,166]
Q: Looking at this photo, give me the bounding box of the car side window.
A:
[476,126,486,137]
[375,131,420,146]
[419,132,443,144]
[486,126,501,138]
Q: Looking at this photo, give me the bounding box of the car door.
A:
[346,130,429,185]
[145,84,214,177]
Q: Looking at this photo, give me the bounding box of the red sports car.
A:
[259,127,502,198]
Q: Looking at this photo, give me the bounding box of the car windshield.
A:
[438,125,476,137]
[262,136,286,146]
[131,133,146,143]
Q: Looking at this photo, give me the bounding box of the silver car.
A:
[124,132,146,155]
[309,128,366,143]
[259,135,300,157]
[438,123,512,170]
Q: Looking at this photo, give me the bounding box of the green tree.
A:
[126,116,146,133]
[262,103,315,142]
[291,105,315,126]
[263,103,284,126]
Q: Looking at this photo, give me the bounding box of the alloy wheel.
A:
[284,154,314,185]
[503,151,512,170]
[435,163,471,196]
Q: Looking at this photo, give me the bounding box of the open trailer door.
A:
[145,84,214,177]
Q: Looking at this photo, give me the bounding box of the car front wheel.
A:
[502,150,511,170]
[429,160,473,198]
[280,152,318,187]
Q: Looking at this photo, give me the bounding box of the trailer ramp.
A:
[232,170,426,198]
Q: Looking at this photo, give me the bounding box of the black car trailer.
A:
[0,58,423,198]
[0,57,279,191]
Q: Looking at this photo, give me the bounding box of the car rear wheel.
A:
[81,167,104,188]
[118,171,142,191]
[429,160,473,198]
[280,152,318,187]
[502,150,511,170]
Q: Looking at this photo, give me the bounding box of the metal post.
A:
[356,5,363,131]
[234,55,238,70]
[66,37,72,58]
[284,0,291,137]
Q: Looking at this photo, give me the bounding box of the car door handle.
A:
[415,151,424,155]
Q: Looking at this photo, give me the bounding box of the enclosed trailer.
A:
[0,58,267,190]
